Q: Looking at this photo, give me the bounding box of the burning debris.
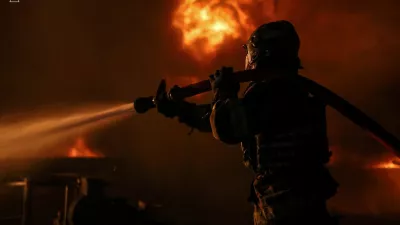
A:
[67,138,104,158]
[371,157,400,169]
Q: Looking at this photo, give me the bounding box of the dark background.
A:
[1,0,400,224]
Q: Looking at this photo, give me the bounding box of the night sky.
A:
[1,0,400,224]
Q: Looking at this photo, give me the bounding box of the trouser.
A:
[252,172,338,225]
[253,193,337,225]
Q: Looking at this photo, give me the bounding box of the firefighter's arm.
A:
[208,66,251,144]
[209,79,268,144]
[209,97,249,144]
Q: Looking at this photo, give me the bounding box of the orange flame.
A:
[67,137,103,158]
[172,0,276,59]
[371,157,400,169]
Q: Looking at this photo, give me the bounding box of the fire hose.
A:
[134,69,400,160]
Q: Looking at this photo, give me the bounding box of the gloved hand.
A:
[153,79,181,118]
[209,67,240,101]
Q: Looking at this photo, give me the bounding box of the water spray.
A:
[0,103,135,158]
[1,69,399,159]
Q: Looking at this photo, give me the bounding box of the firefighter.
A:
[155,20,339,225]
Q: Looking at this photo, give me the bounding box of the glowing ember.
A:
[67,137,103,158]
[371,158,400,169]
[172,0,276,59]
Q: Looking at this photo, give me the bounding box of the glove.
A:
[209,67,240,101]
[153,79,181,118]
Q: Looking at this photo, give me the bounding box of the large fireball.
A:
[172,0,276,59]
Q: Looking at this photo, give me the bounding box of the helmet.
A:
[244,20,302,70]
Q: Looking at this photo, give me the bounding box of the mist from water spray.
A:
[0,103,136,159]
